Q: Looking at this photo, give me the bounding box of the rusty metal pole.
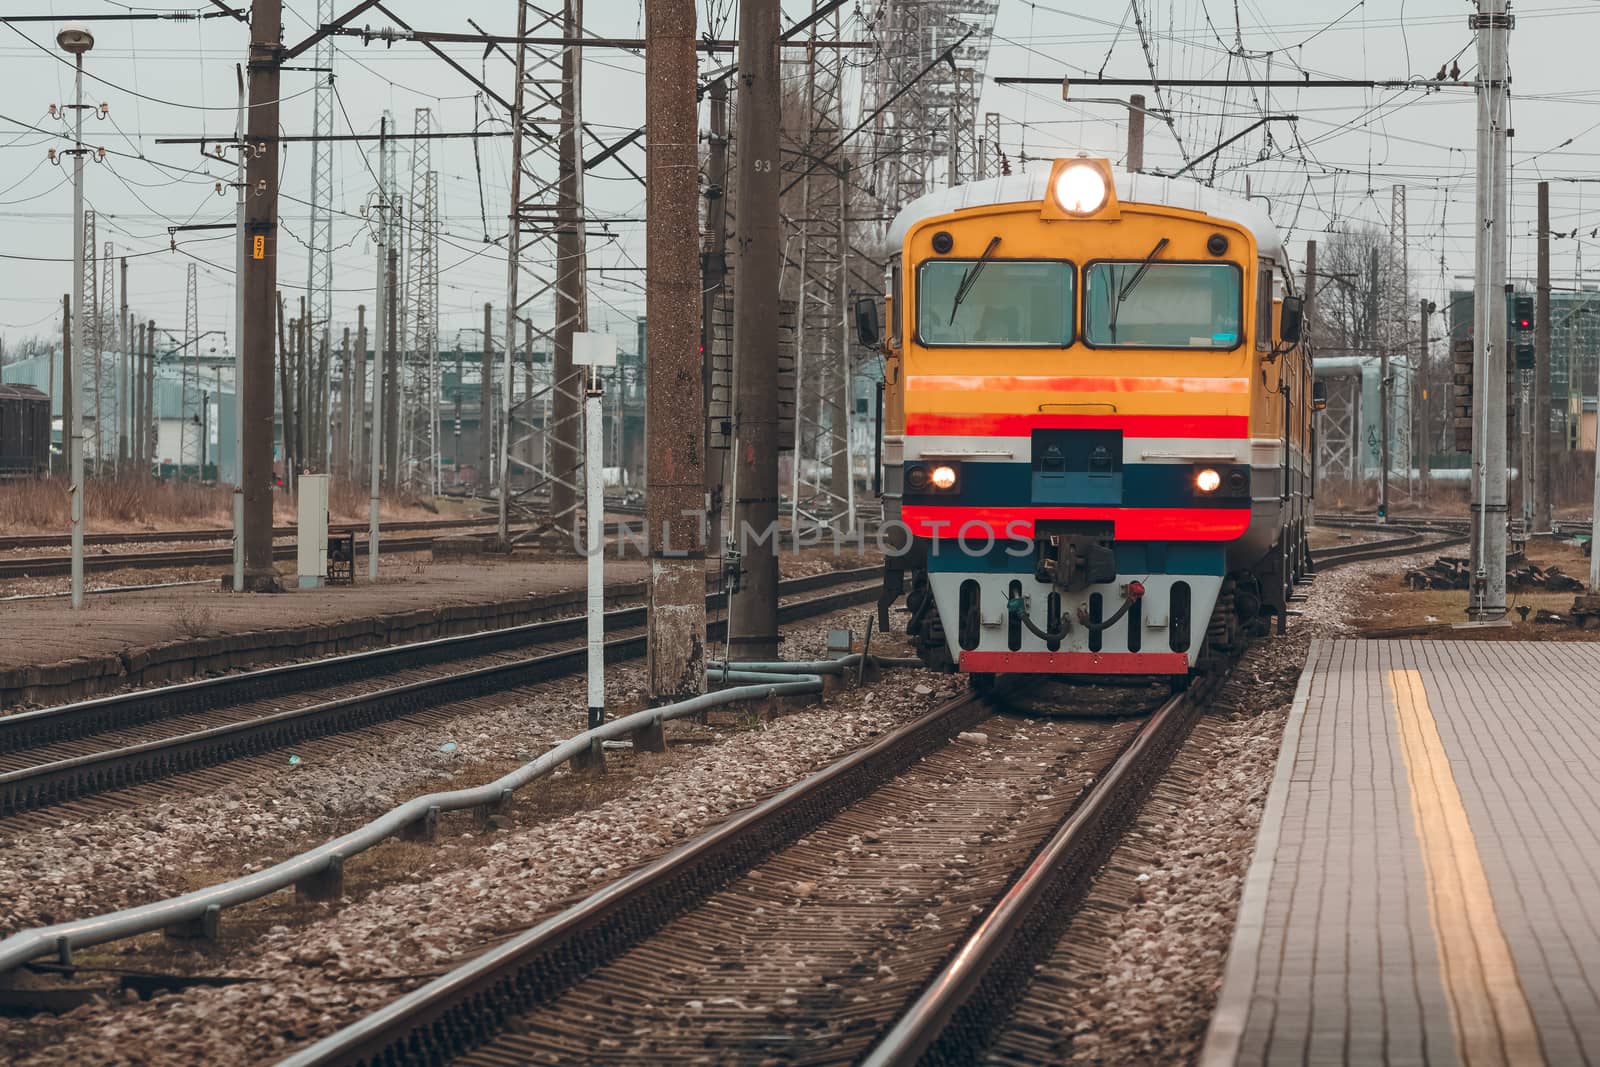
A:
[645,0,707,699]
[728,0,782,660]
[702,78,729,554]
[549,0,586,543]
[241,0,282,589]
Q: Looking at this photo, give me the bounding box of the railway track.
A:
[0,567,880,828]
[1311,519,1470,570]
[0,517,496,553]
[0,518,647,579]
[276,672,1202,1066]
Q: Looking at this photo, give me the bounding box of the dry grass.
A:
[0,476,446,534]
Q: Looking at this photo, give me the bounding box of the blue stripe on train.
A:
[927,541,1227,576]
[904,461,1250,510]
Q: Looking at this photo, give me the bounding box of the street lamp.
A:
[59,20,93,610]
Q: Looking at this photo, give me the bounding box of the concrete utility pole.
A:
[1127,94,1146,172]
[1468,0,1512,621]
[644,0,708,699]
[61,296,73,482]
[240,0,282,591]
[1419,299,1433,500]
[545,0,586,544]
[728,0,782,661]
[118,257,128,467]
[702,79,729,552]
[1373,246,1389,522]
[369,118,391,580]
[385,248,400,490]
[354,305,366,477]
[1535,180,1554,531]
[479,302,493,488]
[336,326,350,475]
[60,20,93,610]
[144,319,155,467]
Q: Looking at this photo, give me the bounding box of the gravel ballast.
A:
[0,616,963,1065]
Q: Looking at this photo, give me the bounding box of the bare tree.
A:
[1309,225,1412,357]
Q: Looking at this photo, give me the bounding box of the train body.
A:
[875,158,1313,683]
[0,384,50,479]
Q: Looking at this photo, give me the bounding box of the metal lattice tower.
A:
[502,1,587,537]
[181,261,201,473]
[403,106,440,494]
[307,0,335,373]
[786,3,855,537]
[1317,371,1361,487]
[863,0,1002,210]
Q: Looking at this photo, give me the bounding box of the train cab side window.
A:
[1256,261,1274,351]
[889,256,903,347]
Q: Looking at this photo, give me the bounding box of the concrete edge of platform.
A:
[1197,637,1324,1067]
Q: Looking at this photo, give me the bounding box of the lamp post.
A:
[59,20,94,610]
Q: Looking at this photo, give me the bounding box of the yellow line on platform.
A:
[1389,668,1543,1067]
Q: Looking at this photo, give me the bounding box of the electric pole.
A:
[547,0,586,545]
[1127,94,1146,172]
[241,0,282,591]
[728,0,782,660]
[702,78,729,554]
[1536,180,1553,532]
[1468,0,1511,621]
[479,302,492,488]
[1373,246,1389,522]
[1419,299,1433,500]
[644,0,707,699]
[118,257,128,467]
[385,248,400,490]
[354,304,366,478]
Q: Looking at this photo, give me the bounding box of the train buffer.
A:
[1204,639,1600,1066]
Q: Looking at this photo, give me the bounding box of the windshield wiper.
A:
[1109,237,1170,340]
[949,235,1002,326]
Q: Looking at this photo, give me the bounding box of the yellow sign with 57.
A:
[252,234,265,260]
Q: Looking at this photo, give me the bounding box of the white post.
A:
[67,46,88,610]
[573,331,614,730]
[585,377,604,730]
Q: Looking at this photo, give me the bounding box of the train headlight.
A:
[1194,468,1222,494]
[1051,163,1109,216]
[930,464,958,491]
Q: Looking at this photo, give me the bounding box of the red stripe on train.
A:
[959,651,1191,675]
[905,412,1248,438]
[901,506,1251,542]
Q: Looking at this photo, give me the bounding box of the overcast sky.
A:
[2,0,1598,354]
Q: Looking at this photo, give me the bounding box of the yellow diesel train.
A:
[865,156,1314,685]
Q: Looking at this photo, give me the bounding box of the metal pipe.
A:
[585,375,604,730]
[0,671,825,977]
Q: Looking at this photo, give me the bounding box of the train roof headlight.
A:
[1052,163,1109,216]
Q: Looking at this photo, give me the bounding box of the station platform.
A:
[1204,639,1600,1067]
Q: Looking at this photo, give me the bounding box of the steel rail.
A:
[0,569,881,818]
[0,517,497,553]
[271,685,988,1067]
[861,689,1192,1066]
[0,664,879,980]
